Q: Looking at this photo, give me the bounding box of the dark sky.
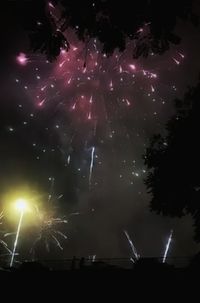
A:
[1,2,200,264]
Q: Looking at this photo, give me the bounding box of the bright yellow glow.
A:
[15,198,28,212]
[2,187,44,227]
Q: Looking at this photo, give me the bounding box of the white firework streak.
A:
[162,229,173,263]
[4,232,16,238]
[124,230,139,261]
[10,210,24,267]
[50,217,68,224]
[0,239,12,255]
[51,234,63,250]
[57,194,63,200]
[89,146,95,187]
[54,230,68,239]
[130,257,135,263]
[67,155,71,165]
[0,213,13,256]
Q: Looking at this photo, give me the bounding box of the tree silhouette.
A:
[144,79,200,241]
[13,0,198,60]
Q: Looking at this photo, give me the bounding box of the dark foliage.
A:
[144,80,200,241]
[12,0,198,60]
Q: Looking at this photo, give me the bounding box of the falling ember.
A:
[151,85,155,92]
[88,112,92,120]
[130,257,135,263]
[16,53,28,66]
[172,58,180,65]
[89,147,95,186]
[178,52,185,58]
[72,103,76,110]
[48,2,55,9]
[109,80,113,90]
[126,99,131,106]
[61,49,67,55]
[38,99,46,107]
[67,77,72,85]
[162,229,173,263]
[67,155,71,164]
[150,73,157,79]
[129,64,136,71]
[119,66,123,73]
[137,27,144,33]
[89,95,93,104]
[59,60,65,68]
[41,85,47,91]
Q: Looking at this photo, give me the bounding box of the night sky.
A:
[1,2,200,264]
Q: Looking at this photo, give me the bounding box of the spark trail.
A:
[10,210,24,267]
[124,230,139,261]
[89,146,95,187]
[0,212,12,256]
[162,229,173,263]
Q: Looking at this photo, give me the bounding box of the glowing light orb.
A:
[15,198,28,212]
[16,53,28,66]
